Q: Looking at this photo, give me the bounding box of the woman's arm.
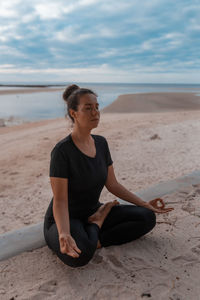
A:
[50,177,70,235]
[50,177,81,257]
[105,165,174,213]
[105,165,148,207]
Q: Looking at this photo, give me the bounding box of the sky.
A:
[0,0,200,83]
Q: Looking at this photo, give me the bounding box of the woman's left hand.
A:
[145,198,174,214]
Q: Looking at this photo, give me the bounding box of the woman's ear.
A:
[69,109,76,121]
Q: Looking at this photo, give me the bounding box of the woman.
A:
[43,84,174,268]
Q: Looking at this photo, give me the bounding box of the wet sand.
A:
[0,87,64,95]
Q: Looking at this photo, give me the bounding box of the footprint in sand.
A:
[171,254,199,266]
[107,254,124,268]
[90,284,135,300]
[25,155,34,158]
[181,202,195,214]
[136,266,169,279]
[38,280,57,293]
[2,170,8,174]
[191,244,200,255]
[23,293,48,300]
[168,292,184,300]
[147,282,169,299]
[103,253,132,278]
[9,171,19,175]
[23,280,58,300]
[92,253,103,264]
[107,254,169,284]
[125,255,169,279]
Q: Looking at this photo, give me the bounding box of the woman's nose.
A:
[91,107,99,114]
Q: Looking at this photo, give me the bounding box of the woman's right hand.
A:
[59,233,82,258]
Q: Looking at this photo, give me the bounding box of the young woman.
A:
[43,84,174,268]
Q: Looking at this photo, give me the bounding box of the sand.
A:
[0,87,64,96]
[1,92,200,299]
[102,92,200,113]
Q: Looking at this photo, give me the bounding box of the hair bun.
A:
[63,84,80,102]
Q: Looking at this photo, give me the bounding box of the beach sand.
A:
[102,92,200,113]
[0,87,64,96]
[1,92,200,299]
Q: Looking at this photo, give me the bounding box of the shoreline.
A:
[1,91,200,127]
[0,87,64,96]
[0,84,64,87]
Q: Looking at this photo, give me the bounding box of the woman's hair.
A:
[63,84,97,123]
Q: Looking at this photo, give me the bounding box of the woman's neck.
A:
[71,128,92,144]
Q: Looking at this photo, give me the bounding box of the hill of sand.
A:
[102,92,200,113]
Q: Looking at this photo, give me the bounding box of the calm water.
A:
[1,83,200,123]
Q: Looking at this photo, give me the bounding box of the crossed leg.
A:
[98,204,156,247]
[43,200,119,267]
[44,202,156,267]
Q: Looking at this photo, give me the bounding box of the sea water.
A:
[0,83,200,123]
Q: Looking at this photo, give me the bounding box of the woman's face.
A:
[70,93,100,129]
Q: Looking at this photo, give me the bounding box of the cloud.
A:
[96,26,117,38]
[0,63,200,84]
[53,25,120,45]
[140,33,184,52]
[0,0,199,83]
[33,0,101,20]
[0,0,22,18]
[99,1,134,14]
[55,26,93,43]
[0,46,26,58]
[0,64,15,68]
[0,22,25,42]
[34,2,76,20]
[79,0,100,5]
[97,48,120,58]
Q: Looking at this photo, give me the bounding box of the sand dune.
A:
[102,92,200,113]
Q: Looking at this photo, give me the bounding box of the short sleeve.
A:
[104,138,113,166]
[49,146,69,178]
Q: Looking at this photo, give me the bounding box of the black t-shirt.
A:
[49,133,113,218]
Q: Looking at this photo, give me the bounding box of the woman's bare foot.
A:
[97,240,101,249]
[88,200,119,229]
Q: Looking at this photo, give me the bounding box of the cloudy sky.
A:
[0,0,200,83]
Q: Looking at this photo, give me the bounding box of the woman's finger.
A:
[149,198,164,209]
[59,237,75,257]
[156,207,174,213]
[164,208,174,212]
[157,198,165,208]
[73,245,82,254]
[65,243,80,257]
[162,206,174,211]
[154,198,165,209]
[67,249,80,258]
[70,237,82,254]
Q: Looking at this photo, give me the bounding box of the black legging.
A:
[43,201,156,268]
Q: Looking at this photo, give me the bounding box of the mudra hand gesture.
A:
[59,233,82,258]
[146,198,174,214]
